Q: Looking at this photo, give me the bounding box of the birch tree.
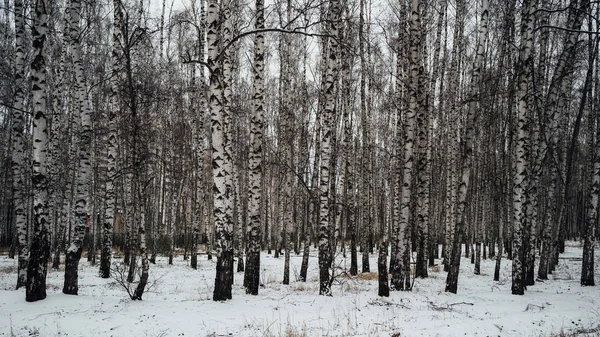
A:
[63,0,93,295]
[391,0,420,292]
[208,0,234,301]
[511,0,535,295]
[12,0,28,290]
[580,18,599,287]
[445,0,488,294]
[100,0,124,279]
[318,0,341,296]
[539,0,590,279]
[243,0,265,295]
[26,0,50,302]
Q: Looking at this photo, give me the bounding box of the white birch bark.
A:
[12,0,28,290]
[445,0,488,294]
[511,0,535,295]
[208,0,233,301]
[26,0,50,302]
[243,0,265,295]
[396,0,420,292]
[415,0,430,280]
[580,20,599,287]
[280,0,295,285]
[540,0,589,277]
[133,196,149,300]
[63,0,93,295]
[100,0,124,279]
[318,0,341,296]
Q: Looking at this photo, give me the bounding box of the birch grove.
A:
[0,0,599,303]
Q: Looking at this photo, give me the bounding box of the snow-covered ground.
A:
[1,242,599,337]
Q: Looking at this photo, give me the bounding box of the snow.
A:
[1,242,599,337]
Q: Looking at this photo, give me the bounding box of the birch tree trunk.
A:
[133,196,149,300]
[445,0,488,294]
[512,0,537,295]
[318,0,341,296]
[26,0,50,302]
[100,0,124,279]
[192,67,206,270]
[63,0,93,295]
[243,0,265,295]
[209,0,234,301]
[281,0,294,285]
[581,30,599,287]
[392,0,420,292]
[12,0,28,290]
[540,0,589,278]
[414,0,430,280]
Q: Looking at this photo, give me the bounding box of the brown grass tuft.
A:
[357,272,378,280]
[0,265,17,274]
[293,283,312,292]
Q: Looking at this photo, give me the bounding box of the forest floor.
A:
[1,242,600,337]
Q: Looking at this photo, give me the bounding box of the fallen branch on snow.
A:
[572,324,600,335]
[429,301,474,311]
[524,303,546,312]
[449,302,474,307]
[368,298,410,309]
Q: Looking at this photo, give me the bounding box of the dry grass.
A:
[261,273,278,286]
[292,282,316,292]
[263,323,308,337]
[0,264,17,274]
[284,324,308,337]
[357,272,378,281]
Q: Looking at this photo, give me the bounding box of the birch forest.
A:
[0,0,599,304]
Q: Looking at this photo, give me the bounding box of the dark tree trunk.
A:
[474,242,481,275]
[378,241,389,297]
[494,253,501,282]
[213,250,233,300]
[350,231,358,275]
[63,249,82,295]
[581,238,595,286]
[26,230,50,302]
[245,251,260,294]
[483,242,487,260]
[237,251,244,272]
[299,214,310,281]
[362,238,370,272]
